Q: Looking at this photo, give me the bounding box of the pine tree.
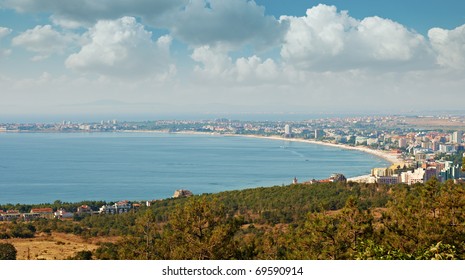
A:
[160,197,240,259]
[0,243,17,260]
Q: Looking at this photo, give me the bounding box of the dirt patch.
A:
[1,232,119,260]
[404,117,465,129]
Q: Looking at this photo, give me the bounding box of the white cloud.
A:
[12,25,76,60]
[0,26,12,38]
[1,3,465,117]
[0,26,12,58]
[429,24,465,69]
[1,0,285,50]
[1,0,188,28]
[191,46,280,84]
[65,17,174,78]
[280,4,432,71]
[166,0,286,50]
[235,56,279,82]
[50,16,86,29]
[356,17,424,61]
[191,46,232,78]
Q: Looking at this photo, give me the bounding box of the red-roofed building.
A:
[30,208,54,219]
[31,207,53,213]
[1,210,21,221]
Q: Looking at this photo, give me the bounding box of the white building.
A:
[367,138,379,146]
[400,168,426,185]
[284,124,291,137]
[399,138,408,148]
[54,209,74,219]
[99,200,132,214]
[315,129,324,139]
[451,131,463,144]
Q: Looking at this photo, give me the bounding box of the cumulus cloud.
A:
[280,4,432,71]
[6,0,282,50]
[429,24,465,69]
[12,25,76,60]
[0,0,188,28]
[166,0,286,50]
[191,46,280,84]
[0,26,12,58]
[1,0,286,50]
[191,46,232,78]
[0,26,11,38]
[65,17,173,78]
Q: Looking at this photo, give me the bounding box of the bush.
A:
[68,250,93,260]
[0,243,17,260]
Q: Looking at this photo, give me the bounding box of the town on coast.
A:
[2,115,463,187]
[1,115,465,262]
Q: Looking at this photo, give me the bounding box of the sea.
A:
[0,132,389,204]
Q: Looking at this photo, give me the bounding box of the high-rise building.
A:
[398,138,408,148]
[451,131,462,144]
[315,129,324,139]
[431,140,440,151]
[284,124,291,136]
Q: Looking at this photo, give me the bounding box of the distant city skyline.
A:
[1,0,465,120]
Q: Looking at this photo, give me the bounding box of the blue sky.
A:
[257,0,465,34]
[0,0,465,121]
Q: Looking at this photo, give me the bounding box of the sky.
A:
[0,0,465,121]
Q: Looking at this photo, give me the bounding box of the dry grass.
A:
[404,117,465,129]
[1,232,118,260]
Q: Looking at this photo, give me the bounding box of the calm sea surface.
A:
[0,132,389,204]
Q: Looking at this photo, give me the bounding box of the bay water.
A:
[0,132,388,204]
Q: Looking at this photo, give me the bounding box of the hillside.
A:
[1,179,465,260]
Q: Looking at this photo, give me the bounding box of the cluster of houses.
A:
[98,200,138,214]
[369,157,464,185]
[0,201,138,221]
[0,208,60,221]
[0,203,136,222]
[0,189,194,222]
[293,173,348,185]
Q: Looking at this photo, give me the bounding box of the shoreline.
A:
[227,134,400,165]
[123,129,400,165]
[160,131,402,182]
[144,130,402,182]
[4,129,402,182]
[223,134,401,182]
[0,129,400,164]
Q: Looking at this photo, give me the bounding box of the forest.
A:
[1,178,465,260]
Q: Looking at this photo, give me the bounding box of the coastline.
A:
[228,134,400,165]
[124,129,400,165]
[161,131,402,182]
[1,129,400,165]
[225,134,401,183]
[6,129,401,183]
[126,130,402,164]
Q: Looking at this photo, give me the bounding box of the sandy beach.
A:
[227,134,400,165]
